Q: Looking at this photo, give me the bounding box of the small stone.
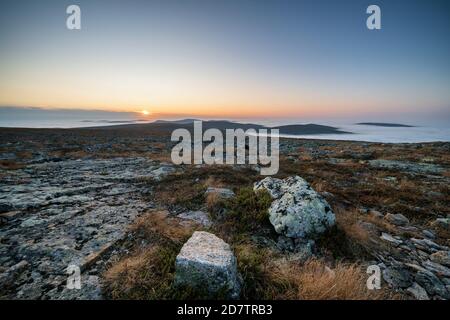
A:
[151,166,175,180]
[178,210,212,227]
[20,217,45,228]
[422,260,450,278]
[380,233,402,245]
[384,213,409,226]
[415,270,449,299]
[382,265,412,289]
[432,218,449,232]
[422,230,436,240]
[407,282,430,300]
[411,238,443,253]
[368,210,384,219]
[430,251,450,267]
[205,187,235,199]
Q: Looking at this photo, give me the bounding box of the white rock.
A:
[254,176,335,239]
[175,231,240,298]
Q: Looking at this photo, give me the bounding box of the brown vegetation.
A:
[0,160,25,170]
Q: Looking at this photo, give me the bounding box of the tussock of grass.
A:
[129,211,194,245]
[272,258,398,300]
[103,245,177,299]
[205,191,222,213]
[234,243,396,300]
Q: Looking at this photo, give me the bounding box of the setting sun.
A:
[141,110,150,116]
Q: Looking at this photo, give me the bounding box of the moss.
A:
[222,187,273,232]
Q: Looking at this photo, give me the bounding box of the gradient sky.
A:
[0,0,449,121]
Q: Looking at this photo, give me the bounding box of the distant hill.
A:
[273,124,351,135]
[356,122,415,127]
[91,119,351,135]
[153,119,200,125]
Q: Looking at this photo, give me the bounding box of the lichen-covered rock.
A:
[174,231,240,298]
[254,176,335,239]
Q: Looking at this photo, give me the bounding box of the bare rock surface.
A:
[0,157,174,299]
[368,159,444,175]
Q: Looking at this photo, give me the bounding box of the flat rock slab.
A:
[0,157,174,299]
[368,159,444,175]
[175,231,240,298]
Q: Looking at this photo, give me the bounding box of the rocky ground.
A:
[0,126,449,300]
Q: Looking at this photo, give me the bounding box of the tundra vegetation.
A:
[0,126,448,300]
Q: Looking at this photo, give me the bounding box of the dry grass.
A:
[234,243,397,300]
[272,258,398,300]
[103,245,176,299]
[205,192,221,212]
[334,207,422,243]
[129,210,196,245]
[204,176,225,188]
[336,208,392,239]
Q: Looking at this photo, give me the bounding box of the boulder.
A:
[254,176,335,239]
[175,231,240,298]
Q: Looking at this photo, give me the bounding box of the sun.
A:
[141,110,150,116]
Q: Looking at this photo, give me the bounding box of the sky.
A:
[0,0,449,123]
